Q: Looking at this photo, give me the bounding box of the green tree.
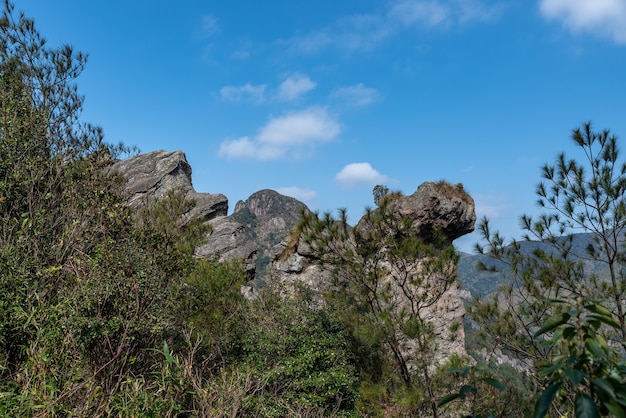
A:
[532,301,626,417]
[298,184,462,417]
[470,122,626,416]
[234,288,359,417]
[0,2,203,414]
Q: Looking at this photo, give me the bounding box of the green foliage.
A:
[0,2,213,414]
[298,185,462,417]
[469,122,626,417]
[235,289,359,416]
[176,258,247,369]
[438,361,535,418]
[138,188,211,257]
[533,300,626,417]
[372,183,402,206]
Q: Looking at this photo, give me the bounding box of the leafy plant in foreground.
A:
[533,301,626,417]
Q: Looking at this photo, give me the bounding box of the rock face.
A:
[388,181,475,243]
[355,181,475,245]
[232,190,310,280]
[270,181,476,364]
[194,217,258,278]
[112,150,476,365]
[111,152,308,280]
[110,150,228,222]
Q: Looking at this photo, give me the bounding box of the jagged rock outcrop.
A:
[232,189,310,280]
[110,150,228,222]
[110,150,257,274]
[111,152,308,281]
[356,181,475,244]
[112,150,477,365]
[269,181,476,364]
[387,181,475,243]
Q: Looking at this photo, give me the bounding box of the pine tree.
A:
[470,122,626,416]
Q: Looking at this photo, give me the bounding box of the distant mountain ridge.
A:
[457,233,612,297]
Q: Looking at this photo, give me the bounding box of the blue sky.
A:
[21,0,626,252]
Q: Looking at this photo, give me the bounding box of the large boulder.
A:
[110,150,228,222]
[269,181,476,365]
[372,181,475,244]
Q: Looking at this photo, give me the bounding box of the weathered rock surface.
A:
[110,150,228,222]
[112,150,477,365]
[232,189,310,280]
[269,181,476,365]
[111,152,308,281]
[360,181,475,244]
[194,216,258,279]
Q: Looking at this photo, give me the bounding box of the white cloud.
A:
[201,15,220,37]
[390,0,504,27]
[336,162,389,187]
[218,108,341,161]
[331,83,380,107]
[276,186,318,203]
[220,83,266,103]
[218,137,284,161]
[285,0,503,54]
[277,74,316,101]
[220,75,315,104]
[257,107,340,145]
[389,0,452,27]
[540,0,626,44]
[285,14,390,54]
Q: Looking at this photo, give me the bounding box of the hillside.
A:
[457,233,613,297]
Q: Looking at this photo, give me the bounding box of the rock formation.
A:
[110,151,308,281]
[270,181,476,364]
[386,181,475,243]
[232,189,310,279]
[109,150,228,223]
[112,150,476,364]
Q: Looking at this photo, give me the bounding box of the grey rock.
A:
[232,189,311,281]
[110,150,228,222]
[233,189,309,245]
[268,180,476,365]
[359,181,475,245]
[195,216,257,279]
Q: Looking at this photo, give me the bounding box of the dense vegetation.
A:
[1,2,624,416]
[465,123,626,417]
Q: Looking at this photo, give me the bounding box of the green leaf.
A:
[605,402,626,418]
[564,368,584,387]
[534,383,561,418]
[539,363,563,376]
[446,366,472,377]
[534,312,571,338]
[591,377,616,402]
[437,393,461,407]
[162,341,174,365]
[574,392,600,418]
[562,324,576,340]
[459,384,478,398]
[585,303,613,318]
[585,339,606,359]
[587,312,621,330]
[481,377,505,391]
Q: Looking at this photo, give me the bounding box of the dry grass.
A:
[433,180,473,204]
